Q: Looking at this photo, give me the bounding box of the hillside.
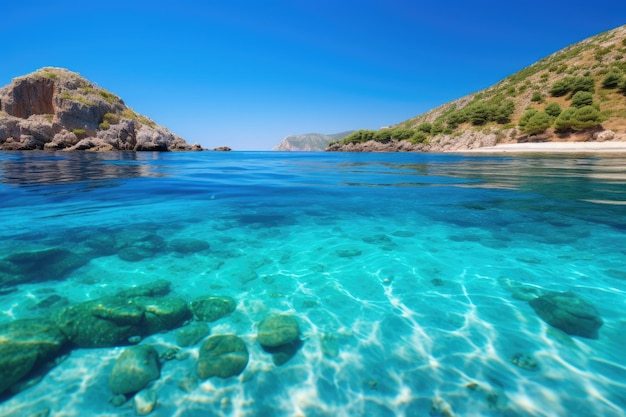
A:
[273,131,355,151]
[328,24,626,152]
[0,67,200,151]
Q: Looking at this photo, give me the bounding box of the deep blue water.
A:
[0,150,625,417]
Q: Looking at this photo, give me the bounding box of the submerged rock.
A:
[54,296,145,348]
[190,296,236,322]
[116,279,171,298]
[176,322,210,347]
[0,319,67,394]
[132,296,190,334]
[109,344,160,395]
[0,247,89,286]
[529,291,603,339]
[169,238,210,254]
[257,314,303,366]
[257,314,301,347]
[197,335,249,379]
[134,389,157,415]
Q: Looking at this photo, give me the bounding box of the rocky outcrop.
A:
[274,131,355,151]
[0,67,202,151]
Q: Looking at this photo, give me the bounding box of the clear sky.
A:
[2,1,625,150]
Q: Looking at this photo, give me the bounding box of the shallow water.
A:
[0,150,625,417]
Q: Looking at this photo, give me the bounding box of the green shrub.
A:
[417,122,432,134]
[549,79,572,97]
[103,112,120,124]
[518,108,538,129]
[531,91,544,102]
[521,111,551,135]
[99,121,110,130]
[554,108,577,131]
[72,129,86,138]
[409,131,428,144]
[446,109,468,129]
[572,106,601,130]
[544,102,562,117]
[570,75,595,94]
[571,91,594,108]
[620,78,626,95]
[431,120,444,135]
[602,71,623,89]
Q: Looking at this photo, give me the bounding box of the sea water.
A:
[0,150,625,417]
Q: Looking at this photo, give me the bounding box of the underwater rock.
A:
[109,344,160,395]
[134,389,157,415]
[335,248,362,258]
[0,319,67,394]
[257,315,303,366]
[0,247,89,286]
[190,295,236,322]
[54,296,145,348]
[118,246,156,262]
[511,352,539,371]
[169,238,210,254]
[132,296,190,334]
[529,291,603,339]
[498,277,547,301]
[261,339,304,366]
[176,322,210,347]
[257,314,301,347]
[197,335,249,379]
[116,232,165,262]
[83,233,118,256]
[116,279,171,298]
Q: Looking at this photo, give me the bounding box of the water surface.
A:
[1,150,625,417]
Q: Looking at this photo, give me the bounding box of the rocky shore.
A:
[0,68,201,152]
[326,128,626,153]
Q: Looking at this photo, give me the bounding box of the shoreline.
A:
[460,141,626,153]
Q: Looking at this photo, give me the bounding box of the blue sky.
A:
[2,1,625,150]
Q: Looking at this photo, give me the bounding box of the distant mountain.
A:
[329,24,626,152]
[0,67,201,151]
[273,131,355,151]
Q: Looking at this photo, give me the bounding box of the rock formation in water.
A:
[273,131,355,151]
[0,67,202,151]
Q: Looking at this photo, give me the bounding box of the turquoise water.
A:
[0,150,625,416]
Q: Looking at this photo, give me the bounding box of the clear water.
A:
[0,150,625,417]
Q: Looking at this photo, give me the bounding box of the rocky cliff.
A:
[0,67,201,151]
[273,131,355,151]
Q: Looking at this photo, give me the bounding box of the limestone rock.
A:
[109,345,160,395]
[0,319,67,394]
[0,67,199,151]
[190,296,236,322]
[197,335,249,379]
[529,291,603,339]
[176,322,210,347]
[257,314,300,347]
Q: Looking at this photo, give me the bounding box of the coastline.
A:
[460,141,626,153]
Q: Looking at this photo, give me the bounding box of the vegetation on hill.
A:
[331,25,626,149]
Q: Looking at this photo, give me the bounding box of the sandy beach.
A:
[462,141,626,153]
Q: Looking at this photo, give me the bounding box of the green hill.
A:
[329,24,626,151]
